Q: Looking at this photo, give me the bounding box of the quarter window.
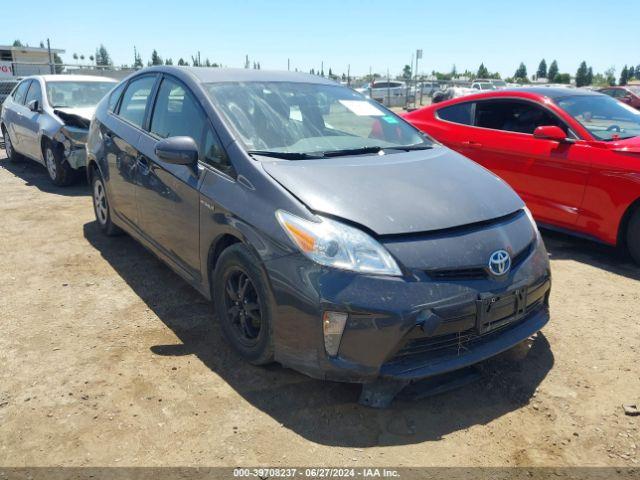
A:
[118,76,156,128]
[12,80,31,105]
[437,102,473,125]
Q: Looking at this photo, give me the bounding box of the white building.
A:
[0,44,65,78]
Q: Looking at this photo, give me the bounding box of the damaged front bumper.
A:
[54,126,88,169]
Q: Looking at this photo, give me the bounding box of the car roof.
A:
[26,74,117,83]
[502,87,600,100]
[139,66,338,86]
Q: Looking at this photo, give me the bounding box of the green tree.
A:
[95,44,112,66]
[52,52,64,74]
[536,59,547,79]
[629,66,636,80]
[586,67,593,85]
[402,64,412,81]
[548,60,559,82]
[177,58,188,66]
[12,40,23,47]
[575,61,589,87]
[165,58,173,65]
[133,49,143,68]
[451,64,457,78]
[149,49,163,66]
[605,67,616,86]
[477,63,489,78]
[554,73,571,84]
[514,62,528,81]
[72,53,78,62]
[619,65,629,86]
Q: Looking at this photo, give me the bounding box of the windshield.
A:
[628,86,640,96]
[492,80,507,88]
[204,82,430,157]
[557,94,640,140]
[46,81,116,108]
[479,83,495,90]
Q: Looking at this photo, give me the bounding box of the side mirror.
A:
[533,125,567,142]
[155,136,199,165]
[27,99,41,113]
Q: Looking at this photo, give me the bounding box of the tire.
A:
[2,126,22,163]
[626,208,640,265]
[90,167,122,236]
[43,139,77,186]
[212,244,275,365]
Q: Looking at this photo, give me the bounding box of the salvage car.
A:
[0,75,117,185]
[87,67,551,406]
[403,87,640,264]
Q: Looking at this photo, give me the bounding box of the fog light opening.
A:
[322,311,348,357]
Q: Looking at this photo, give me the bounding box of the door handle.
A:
[461,140,483,148]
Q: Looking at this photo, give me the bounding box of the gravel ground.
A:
[0,150,638,467]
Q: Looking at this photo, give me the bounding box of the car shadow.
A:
[0,155,88,196]
[83,221,554,447]
[541,229,640,281]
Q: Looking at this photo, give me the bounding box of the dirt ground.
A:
[0,149,638,468]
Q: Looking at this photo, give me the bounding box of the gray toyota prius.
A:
[87,66,551,406]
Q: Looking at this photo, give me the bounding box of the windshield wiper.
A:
[385,144,434,151]
[247,150,322,160]
[319,146,384,157]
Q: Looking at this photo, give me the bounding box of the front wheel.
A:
[91,168,121,236]
[213,244,274,365]
[44,140,77,186]
[626,209,640,265]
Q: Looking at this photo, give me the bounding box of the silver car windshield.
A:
[46,81,115,108]
[557,95,640,141]
[204,82,430,157]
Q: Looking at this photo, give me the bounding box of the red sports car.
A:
[403,88,640,264]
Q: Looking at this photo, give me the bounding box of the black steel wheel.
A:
[213,244,274,365]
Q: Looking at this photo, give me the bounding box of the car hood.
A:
[261,147,524,235]
[608,135,640,154]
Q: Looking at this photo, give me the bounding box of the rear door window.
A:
[117,75,157,128]
[107,83,126,112]
[12,80,31,105]
[437,102,473,125]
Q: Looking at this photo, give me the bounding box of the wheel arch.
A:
[206,233,243,296]
[617,196,640,247]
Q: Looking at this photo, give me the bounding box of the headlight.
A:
[276,210,402,276]
[523,207,538,231]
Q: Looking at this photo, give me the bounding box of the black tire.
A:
[90,167,122,236]
[626,208,640,265]
[43,139,77,186]
[213,244,275,365]
[2,126,22,163]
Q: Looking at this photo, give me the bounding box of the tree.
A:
[52,52,64,74]
[40,41,45,48]
[586,67,594,85]
[149,49,163,66]
[12,40,23,47]
[204,58,212,67]
[73,53,79,62]
[555,73,571,84]
[619,65,629,86]
[133,49,143,68]
[165,58,173,65]
[536,59,547,79]
[95,44,112,66]
[177,58,188,66]
[514,62,528,81]
[605,67,616,86]
[629,66,636,80]
[451,64,457,78]
[477,63,489,79]
[402,64,412,81]
[548,60,559,82]
[575,61,589,87]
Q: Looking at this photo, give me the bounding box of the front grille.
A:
[386,278,549,366]
[426,240,534,281]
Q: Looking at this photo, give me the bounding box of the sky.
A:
[5,0,640,79]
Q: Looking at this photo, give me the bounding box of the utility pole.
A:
[415,49,422,107]
[287,58,290,71]
[347,64,351,86]
[47,38,54,74]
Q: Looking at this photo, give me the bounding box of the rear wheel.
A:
[91,167,122,236]
[2,126,22,162]
[213,244,274,365]
[43,140,76,186]
[626,209,640,265]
